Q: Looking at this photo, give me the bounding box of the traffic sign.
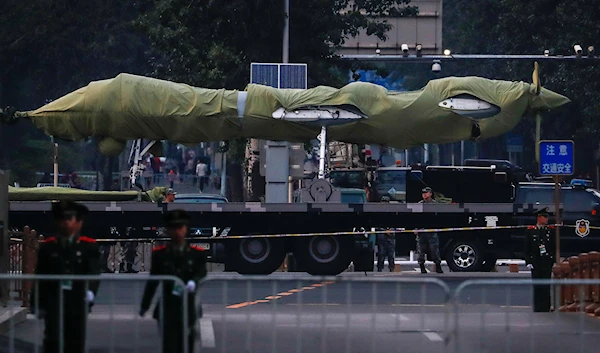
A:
[539,140,574,175]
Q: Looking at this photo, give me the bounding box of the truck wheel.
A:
[293,236,353,275]
[227,238,286,275]
[481,253,498,272]
[445,239,484,272]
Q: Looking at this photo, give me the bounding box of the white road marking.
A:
[199,318,216,348]
[423,332,443,341]
[414,268,430,273]
[395,314,410,321]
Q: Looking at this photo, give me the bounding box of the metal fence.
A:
[0,274,189,353]
[2,274,600,353]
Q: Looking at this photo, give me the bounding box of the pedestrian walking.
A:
[195,160,208,192]
[415,187,443,274]
[376,231,395,272]
[31,200,101,353]
[524,207,555,312]
[139,210,207,353]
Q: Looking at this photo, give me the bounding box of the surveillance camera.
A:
[431,61,441,74]
[375,48,381,55]
[574,44,583,55]
[544,49,550,56]
[401,44,409,52]
[588,46,595,58]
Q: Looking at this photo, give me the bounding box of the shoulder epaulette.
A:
[549,226,555,229]
[42,236,57,243]
[190,245,205,252]
[527,226,536,230]
[79,236,96,243]
[153,245,167,252]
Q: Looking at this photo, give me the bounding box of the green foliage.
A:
[136,0,417,88]
[444,0,600,172]
[0,0,152,183]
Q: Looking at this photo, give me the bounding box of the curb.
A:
[0,306,28,334]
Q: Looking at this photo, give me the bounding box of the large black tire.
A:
[293,236,353,275]
[226,238,286,275]
[445,239,485,272]
[481,253,498,272]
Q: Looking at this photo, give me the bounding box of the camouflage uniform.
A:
[417,196,443,273]
[376,232,395,272]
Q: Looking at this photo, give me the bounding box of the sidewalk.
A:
[0,301,28,334]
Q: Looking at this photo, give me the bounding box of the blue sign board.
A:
[539,140,574,175]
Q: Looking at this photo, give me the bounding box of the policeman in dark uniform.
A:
[524,207,556,312]
[139,210,207,353]
[376,231,395,272]
[31,200,101,353]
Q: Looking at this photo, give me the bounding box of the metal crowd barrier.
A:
[0,274,188,353]
[453,278,600,353]
[3,273,600,353]
[198,274,452,353]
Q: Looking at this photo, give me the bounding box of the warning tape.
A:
[10,224,570,243]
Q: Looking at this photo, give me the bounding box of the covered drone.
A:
[1,64,569,157]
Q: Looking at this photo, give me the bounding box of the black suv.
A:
[510,182,600,257]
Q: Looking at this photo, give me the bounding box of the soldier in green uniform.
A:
[139,209,207,353]
[415,187,443,274]
[31,200,101,353]
[524,207,556,312]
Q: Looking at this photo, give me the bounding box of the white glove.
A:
[527,264,534,270]
[86,290,95,303]
[186,280,196,293]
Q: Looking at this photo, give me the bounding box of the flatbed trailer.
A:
[9,200,555,275]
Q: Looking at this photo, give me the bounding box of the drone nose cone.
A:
[530,87,571,112]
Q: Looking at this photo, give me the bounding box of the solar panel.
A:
[250,63,278,87]
[279,64,307,89]
[250,63,307,89]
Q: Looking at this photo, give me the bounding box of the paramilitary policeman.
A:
[524,207,556,312]
[140,209,207,353]
[31,200,101,353]
[376,231,395,272]
[415,187,443,274]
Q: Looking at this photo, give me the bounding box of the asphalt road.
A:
[2,273,600,353]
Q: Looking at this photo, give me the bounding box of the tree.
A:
[137,0,418,199]
[0,0,152,186]
[443,0,600,175]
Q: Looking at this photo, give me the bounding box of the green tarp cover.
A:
[26,73,569,151]
[7,186,164,202]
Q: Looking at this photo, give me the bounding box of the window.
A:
[564,190,599,213]
[375,170,407,200]
[518,188,553,204]
[174,197,227,203]
[329,171,365,189]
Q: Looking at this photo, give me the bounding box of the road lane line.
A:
[423,332,443,341]
[200,318,216,348]
[226,302,251,309]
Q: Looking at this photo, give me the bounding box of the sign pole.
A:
[554,175,561,265]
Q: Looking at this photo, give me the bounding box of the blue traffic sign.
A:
[539,140,574,175]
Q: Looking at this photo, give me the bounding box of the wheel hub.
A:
[309,236,340,263]
[240,239,270,264]
[453,244,476,268]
